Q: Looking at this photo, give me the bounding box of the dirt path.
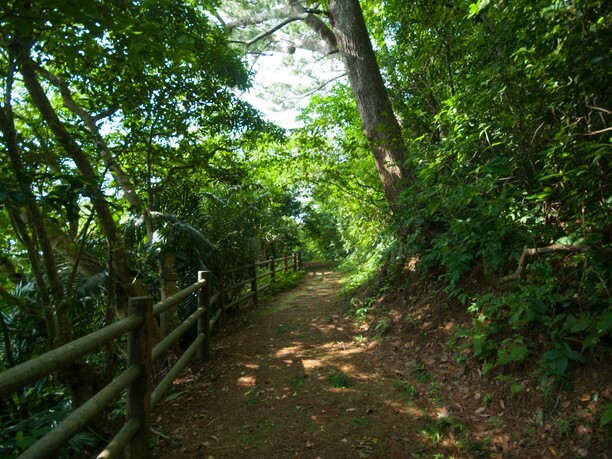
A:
[151,267,606,458]
[152,267,462,458]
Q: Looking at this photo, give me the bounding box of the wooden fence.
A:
[0,252,303,459]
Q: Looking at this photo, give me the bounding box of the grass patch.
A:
[418,416,466,443]
[428,381,442,399]
[486,416,504,427]
[411,359,432,384]
[329,370,353,388]
[418,416,490,453]
[265,270,305,296]
[352,416,369,427]
[392,379,419,398]
[292,375,307,388]
[243,388,264,406]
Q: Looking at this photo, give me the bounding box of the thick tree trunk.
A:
[328,0,410,213]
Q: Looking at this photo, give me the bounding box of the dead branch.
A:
[500,244,589,283]
[574,126,612,136]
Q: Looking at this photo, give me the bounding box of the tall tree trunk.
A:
[15,44,148,318]
[11,40,150,409]
[222,1,408,211]
[328,0,410,213]
[0,59,60,345]
[159,252,179,353]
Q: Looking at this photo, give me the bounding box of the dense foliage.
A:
[300,0,611,387]
[378,0,610,384]
[0,0,610,454]
[0,1,299,455]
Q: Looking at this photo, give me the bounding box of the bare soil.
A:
[152,263,611,458]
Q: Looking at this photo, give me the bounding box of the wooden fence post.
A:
[270,256,276,281]
[293,252,298,271]
[283,254,288,272]
[126,296,153,459]
[197,271,211,361]
[251,261,258,306]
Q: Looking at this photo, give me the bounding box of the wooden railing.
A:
[0,252,303,459]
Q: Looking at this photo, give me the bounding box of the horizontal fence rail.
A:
[0,252,303,459]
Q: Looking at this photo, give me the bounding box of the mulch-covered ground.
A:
[151,264,611,458]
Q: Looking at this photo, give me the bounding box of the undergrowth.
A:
[262,269,306,297]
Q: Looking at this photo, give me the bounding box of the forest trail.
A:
[152,264,476,458]
[150,265,592,459]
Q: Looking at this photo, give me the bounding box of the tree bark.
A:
[328,0,409,213]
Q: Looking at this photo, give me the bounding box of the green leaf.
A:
[543,349,563,360]
[427,197,442,215]
[526,187,553,201]
[567,350,585,364]
[600,404,612,427]
[496,338,529,366]
[596,310,612,334]
[570,315,591,333]
[468,0,490,18]
[164,390,186,402]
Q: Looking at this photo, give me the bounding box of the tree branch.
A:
[500,244,590,283]
[290,2,338,55]
[93,105,119,122]
[291,72,347,101]
[270,35,340,56]
[0,49,59,343]
[223,2,338,55]
[225,5,297,32]
[0,303,17,367]
[574,126,612,136]
[245,14,309,47]
[0,254,25,284]
[34,63,145,211]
